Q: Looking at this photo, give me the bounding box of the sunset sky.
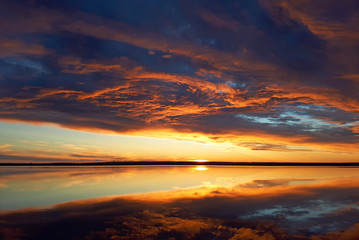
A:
[0,0,358,162]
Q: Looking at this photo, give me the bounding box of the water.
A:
[1,166,359,239]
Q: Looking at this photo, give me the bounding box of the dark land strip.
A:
[1,161,359,166]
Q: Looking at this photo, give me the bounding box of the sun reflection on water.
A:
[192,166,208,171]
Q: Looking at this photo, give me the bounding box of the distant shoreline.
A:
[1,161,359,167]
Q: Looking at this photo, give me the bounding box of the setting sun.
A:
[190,159,209,163]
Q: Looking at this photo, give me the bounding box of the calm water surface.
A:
[1,166,358,239]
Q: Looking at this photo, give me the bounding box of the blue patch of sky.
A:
[295,104,335,112]
[2,58,47,74]
[236,114,279,125]
[236,104,345,132]
[279,112,336,131]
[226,82,247,88]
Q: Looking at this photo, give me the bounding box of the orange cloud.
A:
[0,38,49,57]
[262,0,359,41]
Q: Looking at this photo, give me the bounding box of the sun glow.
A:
[191,159,209,163]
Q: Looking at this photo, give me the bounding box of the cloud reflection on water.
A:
[0,166,359,239]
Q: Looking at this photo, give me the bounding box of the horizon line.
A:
[1,161,359,166]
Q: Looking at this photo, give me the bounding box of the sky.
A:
[0,0,359,162]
